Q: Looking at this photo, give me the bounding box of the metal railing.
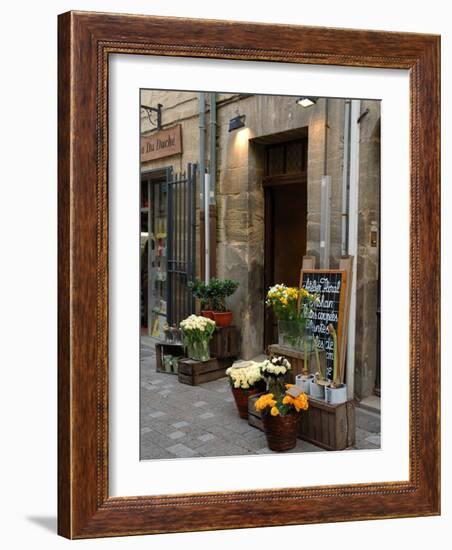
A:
[167,163,197,326]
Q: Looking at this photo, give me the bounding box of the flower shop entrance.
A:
[263,137,308,348]
[140,164,197,340]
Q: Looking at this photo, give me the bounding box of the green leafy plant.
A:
[187,279,211,309]
[188,278,239,312]
[206,278,239,312]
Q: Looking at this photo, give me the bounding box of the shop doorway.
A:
[140,164,197,338]
[263,137,308,348]
[141,168,169,334]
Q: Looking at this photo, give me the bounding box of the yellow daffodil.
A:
[270,406,280,416]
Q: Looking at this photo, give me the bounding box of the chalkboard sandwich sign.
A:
[299,269,349,397]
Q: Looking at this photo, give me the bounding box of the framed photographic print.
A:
[58,11,440,538]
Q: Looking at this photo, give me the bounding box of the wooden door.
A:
[263,138,308,348]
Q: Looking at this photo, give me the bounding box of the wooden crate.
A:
[299,397,355,451]
[210,326,240,359]
[267,343,325,383]
[247,393,264,431]
[216,357,236,370]
[178,357,227,386]
[155,343,184,374]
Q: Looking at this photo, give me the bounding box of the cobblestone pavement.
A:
[140,338,381,460]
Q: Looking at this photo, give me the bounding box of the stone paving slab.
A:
[355,407,381,433]
[140,339,381,460]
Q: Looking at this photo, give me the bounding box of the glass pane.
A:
[285,141,304,173]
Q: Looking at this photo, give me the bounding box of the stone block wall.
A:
[305,99,348,267]
[353,100,381,398]
[140,90,200,174]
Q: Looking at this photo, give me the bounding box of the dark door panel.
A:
[263,137,308,348]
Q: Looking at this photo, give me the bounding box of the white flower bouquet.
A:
[226,361,265,419]
[261,355,291,376]
[180,314,216,361]
[261,355,292,395]
[225,362,263,390]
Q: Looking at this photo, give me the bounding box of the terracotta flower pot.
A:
[262,412,300,452]
[231,387,261,419]
[201,310,215,320]
[213,311,233,327]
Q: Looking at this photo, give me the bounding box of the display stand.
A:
[178,357,226,386]
[298,397,355,450]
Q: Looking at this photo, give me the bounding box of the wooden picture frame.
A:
[58,11,440,538]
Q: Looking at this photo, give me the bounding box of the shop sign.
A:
[141,124,182,162]
[300,269,348,380]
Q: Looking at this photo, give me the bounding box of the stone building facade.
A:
[140,90,381,399]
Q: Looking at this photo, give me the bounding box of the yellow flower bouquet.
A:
[266,284,301,321]
[255,384,309,417]
[266,283,318,351]
[255,383,309,452]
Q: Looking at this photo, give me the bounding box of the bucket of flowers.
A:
[255,381,309,452]
[261,354,292,394]
[225,361,265,419]
[324,323,347,404]
[179,314,216,362]
[266,284,318,352]
[309,335,329,399]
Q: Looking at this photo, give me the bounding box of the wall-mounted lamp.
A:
[228,114,246,132]
[296,97,318,108]
[141,103,163,129]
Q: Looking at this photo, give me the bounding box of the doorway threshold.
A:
[357,395,381,414]
[250,353,268,363]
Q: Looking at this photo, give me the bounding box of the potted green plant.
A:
[188,279,214,319]
[207,278,239,327]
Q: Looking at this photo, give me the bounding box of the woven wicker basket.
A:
[262,412,300,451]
[231,387,261,419]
